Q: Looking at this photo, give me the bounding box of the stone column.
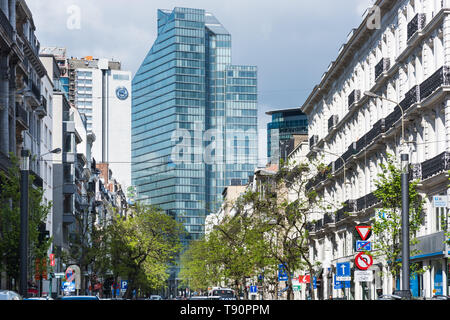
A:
[9,60,15,154]
[0,54,10,156]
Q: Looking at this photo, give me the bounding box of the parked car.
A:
[149,295,162,300]
[24,296,53,300]
[431,295,450,300]
[189,296,209,300]
[377,294,403,300]
[60,295,100,300]
[0,290,22,300]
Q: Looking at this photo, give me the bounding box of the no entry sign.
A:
[355,252,373,270]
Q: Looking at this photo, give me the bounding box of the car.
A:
[431,295,450,300]
[188,296,209,300]
[0,290,22,300]
[24,296,54,300]
[149,295,162,300]
[60,295,100,300]
[377,294,403,300]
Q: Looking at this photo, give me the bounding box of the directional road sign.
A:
[336,262,351,281]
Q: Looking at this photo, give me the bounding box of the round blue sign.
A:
[116,86,129,100]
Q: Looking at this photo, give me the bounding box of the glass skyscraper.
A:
[132,8,258,244]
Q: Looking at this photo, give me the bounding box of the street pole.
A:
[19,149,30,298]
[364,91,411,299]
[401,152,410,298]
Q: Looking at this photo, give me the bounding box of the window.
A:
[435,207,448,232]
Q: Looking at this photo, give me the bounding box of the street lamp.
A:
[364,91,411,299]
[39,148,62,159]
[19,148,30,298]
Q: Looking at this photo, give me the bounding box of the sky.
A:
[28,0,374,165]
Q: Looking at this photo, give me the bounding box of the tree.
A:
[371,154,425,289]
[108,203,184,298]
[0,155,52,290]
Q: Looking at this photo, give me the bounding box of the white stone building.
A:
[301,0,449,300]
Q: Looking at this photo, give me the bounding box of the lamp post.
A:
[364,91,411,299]
[19,149,30,298]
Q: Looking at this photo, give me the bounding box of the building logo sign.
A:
[116,86,129,100]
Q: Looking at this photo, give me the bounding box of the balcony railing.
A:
[385,105,402,130]
[328,115,339,131]
[400,85,420,112]
[407,13,426,41]
[356,192,380,212]
[15,102,28,130]
[309,135,318,148]
[419,66,450,101]
[365,119,385,145]
[323,213,335,226]
[420,151,450,181]
[348,89,361,108]
[375,58,390,81]
[0,8,14,41]
[342,142,356,162]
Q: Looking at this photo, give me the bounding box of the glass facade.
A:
[132,8,258,243]
[267,109,308,163]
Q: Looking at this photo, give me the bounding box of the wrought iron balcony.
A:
[375,58,390,81]
[342,142,356,162]
[400,85,420,112]
[419,66,450,101]
[323,213,335,226]
[348,89,361,108]
[385,105,402,130]
[421,151,450,181]
[355,133,367,155]
[328,115,339,131]
[356,192,380,212]
[309,135,319,148]
[0,8,14,42]
[15,102,28,131]
[35,95,48,118]
[335,199,356,222]
[407,13,426,41]
[365,119,385,145]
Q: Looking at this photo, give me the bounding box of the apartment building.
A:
[302,0,450,300]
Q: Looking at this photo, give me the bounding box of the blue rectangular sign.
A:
[278,264,288,281]
[356,240,372,252]
[336,262,351,277]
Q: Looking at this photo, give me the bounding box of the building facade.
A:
[266,108,308,164]
[302,0,450,300]
[132,7,258,244]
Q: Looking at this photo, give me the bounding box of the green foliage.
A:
[0,154,52,288]
[371,154,425,279]
[108,202,184,298]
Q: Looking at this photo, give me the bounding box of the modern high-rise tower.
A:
[132,7,258,242]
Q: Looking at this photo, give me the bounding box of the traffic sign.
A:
[354,270,373,282]
[356,240,372,252]
[49,254,55,267]
[250,285,258,293]
[355,226,371,241]
[65,267,75,282]
[298,275,310,284]
[121,280,128,292]
[355,252,373,270]
[336,262,351,281]
[278,264,288,281]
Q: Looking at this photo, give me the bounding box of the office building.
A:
[132,7,258,242]
[266,108,308,164]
